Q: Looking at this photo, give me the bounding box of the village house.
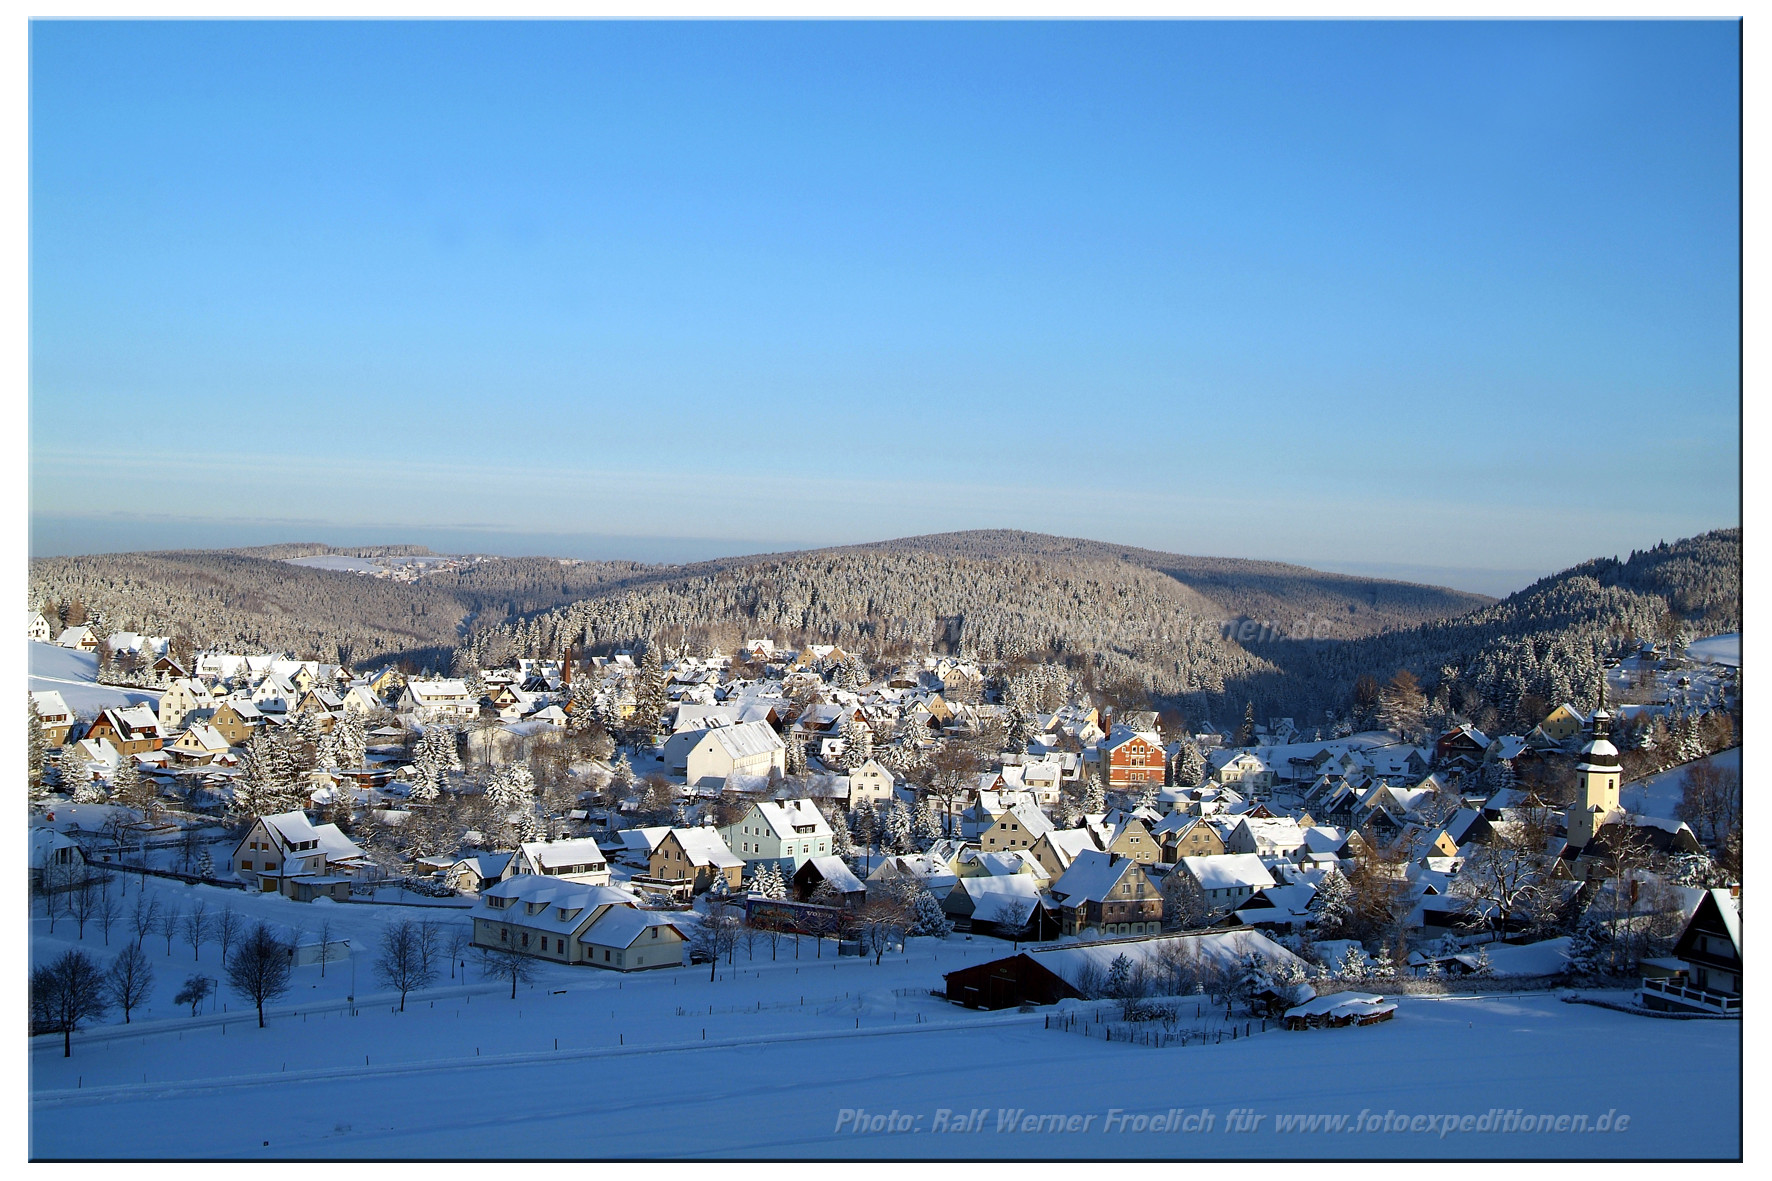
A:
[500,837,611,886]
[469,876,687,971]
[397,678,479,724]
[85,705,164,757]
[1099,727,1167,790]
[792,855,868,907]
[30,690,75,748]
[445,852,513,895]
[1152,813,1228,862]
[28,612,56,643]
[1225,814,1309,864]
[231,810,374,901]
[669,720,786,788]
[165,722,232,766]
[1639,888,1742,1015]
[208,698,265,746]
[979,801,1054,853]
[158,678,217,731]
[1028,827,1105,879]
[1045,850,1164,937]
[56,625,100,652]
[845,758,897,808]
[648,827,745,894]
[1175,853,1277,912]
[717,799,833,872]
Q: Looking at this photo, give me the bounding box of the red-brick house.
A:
[1100,727,1166,790]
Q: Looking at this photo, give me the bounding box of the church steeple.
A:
[1568,681,1621,850]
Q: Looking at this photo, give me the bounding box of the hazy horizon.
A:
[30,510,1740,600]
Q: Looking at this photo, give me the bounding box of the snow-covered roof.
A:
[1050,849,1144,904]
[1178,853,1276,892]
[954,874,1044,923]
[669,827,743,868]
[584,906,687,949]
[1030,930,1306,990]
[619,826,672,855]
[801,854,864,893]
[704,719,785,760]
[754,799,831,840]
[519,837,607,871]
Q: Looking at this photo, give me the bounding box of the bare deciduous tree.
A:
[32,950,109,1057]
[226,923,293,1028]
[105,943,155,1024]
[183,899,212,961]
[375,921,437,1012]
[214,905,242,967]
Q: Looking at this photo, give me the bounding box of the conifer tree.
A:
[883,797,914,855]
[1171,739,1205,788]
[28,701,47,800]
[911,793,943,850]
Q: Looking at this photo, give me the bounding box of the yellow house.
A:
[1103,816,1160,866]
[1154,815,1227,863]
[1540,703,1587,742]
[980,802,1054,853]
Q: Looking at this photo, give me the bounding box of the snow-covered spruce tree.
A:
[883,797,914,855]
[1082,772,1105,817]
[27,701,47,800]
[828,808,855,861]
[629,645,668,744]
[1307,870,1354,939]
[72,760,109,804]
[1135,779,1159,812]
[1336,944,1369,981]
[911,794,943,850]
[906,886,953,938]
[333,712,368,772]
[850,800,878,857]
[56,746,87,800]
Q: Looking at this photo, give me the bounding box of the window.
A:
[521,932,529,947]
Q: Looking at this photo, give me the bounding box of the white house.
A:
[717,799,832,871]
[1176,853,1277,911]
[341,685,386,715]
[397,679,479,724]
[1225,815,1309,864]
[499,837,611,886]
[159,678,217,731]
[846,758,896,808]
[28,613,56,643]
[677,720,786,788]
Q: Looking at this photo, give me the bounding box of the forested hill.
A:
[28,529,1738,734]
[827,530,1495,634]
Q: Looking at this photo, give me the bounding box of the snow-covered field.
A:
[1621,747,1740,821]
[29,642,160,715]
[29,875,1738,1159]
[284,555,384,573]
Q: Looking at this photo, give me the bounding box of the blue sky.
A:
[29,21,1739,595]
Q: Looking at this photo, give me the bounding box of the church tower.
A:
[1568,683,1622,850]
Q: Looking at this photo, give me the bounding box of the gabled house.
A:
[1175,853,1276,912]
[341,685,386,715]
[793,855,867,907]
[1152,813,1227,863]
[397,679,479,724]
[979,802,1054,853]
[846,758,897,808]
[28,613,56,643]
[208,698,265,746]
[86,706,164,756]
[56,626,100,652]
[500,837,611,886]
[231,810,373,901]
[469,876,686,970]
[30,690,75,748]
[1639,889,1741,1014]
[1028,827,1104,879]
[445,852,514,895]
[943,874,1045,937]
[717,799,833,871]
[672,720,786,788]
[1225,815,1309,864]
[166,723,232,766]
[649,827,744,894]
[1046,850,1163,937]
[159,678,217,731]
